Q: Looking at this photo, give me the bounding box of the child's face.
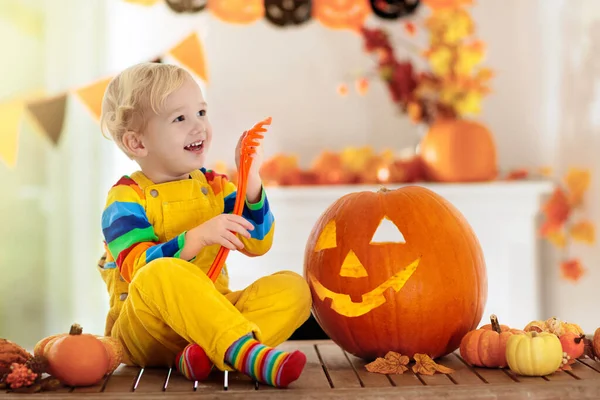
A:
[140,77,212,179]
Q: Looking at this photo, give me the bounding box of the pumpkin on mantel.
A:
[419,118,498,183]
[303,185,487,360]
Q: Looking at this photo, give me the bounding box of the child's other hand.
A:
[195,214,254,250]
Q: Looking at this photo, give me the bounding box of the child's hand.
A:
[181,215,254,260]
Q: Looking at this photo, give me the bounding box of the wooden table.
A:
[3,340,600,399]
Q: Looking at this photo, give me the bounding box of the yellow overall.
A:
[97,170,311,371]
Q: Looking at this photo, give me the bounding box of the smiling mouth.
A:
[309,258,420,317]
[184,140,204,152]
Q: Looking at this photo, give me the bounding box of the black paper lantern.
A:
[165,0,207,13]
[264,0,312,27]
[369,0,420,20]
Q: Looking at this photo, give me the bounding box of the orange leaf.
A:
[505,169,528,180]
[561,259,585,282]
[337,83,349,96]
[412,354,454,375]
[355,78,369,95]
[570,221,595,245]
[564,168,591,206]
[365,351,409,374]
[541,188,571,233]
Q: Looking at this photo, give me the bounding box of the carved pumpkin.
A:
[369,0,420,20]
[165,0,207,13]
[506,332,563,376]
[265,0,311,27]
[303,186,487,360]
[208,0,264,24]
[313,0,371,31]
[44,324,109,386]
[419,118,498,182]
[459,315,523,368]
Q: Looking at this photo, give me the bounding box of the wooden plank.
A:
[163,369,195,392]
[344,353,394,388]
[273,342,330,390]
[439,354,485,385]
[453,353,515,384]
[580,358,600,373]
[502,368,547,384]
[544,368,578,382]
[70,375,110,393]
[315,343,361,389]
[133,367,169,392]
[226,371,256,392]
[571,360,600,380]
[102,365,139,393]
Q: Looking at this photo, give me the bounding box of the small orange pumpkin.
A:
[419,118,498,183]
[559,332,585,360]
[313,0,371,31]
[460,315,523,368]
[43,324,110,387]
[208,0,264,24]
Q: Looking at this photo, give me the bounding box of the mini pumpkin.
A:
[208,0,264,24]
[369,0,420,19]
[559,332,585,361]
[592,328,600,360]
[304,186,487,360]
[506,332,563,376]
[265,0,311,27]
[313,0,371,31]
[460,315,523,368]
[165,0,207,13]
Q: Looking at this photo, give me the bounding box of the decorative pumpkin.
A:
[313,0,371,31]
[506,332,563,376]
[459,315,523,368]
[369,0,420,19]
[37,324,110,386]
[419,118,498,183]
[303,185,487,360]
[165,0,207,13]
[592,328,600,359]
[208,0,264,24]
[0,339,32,375]
[524,317,584,337]
[559,332,585,360]
[265,0,311,27]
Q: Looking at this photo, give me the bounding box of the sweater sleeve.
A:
[101,176,187,282]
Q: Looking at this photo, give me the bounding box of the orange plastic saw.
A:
[206,117,272,282]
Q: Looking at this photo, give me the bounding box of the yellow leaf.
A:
[563,168,591,206]
[570,221,595,245]
[546,230,566,248]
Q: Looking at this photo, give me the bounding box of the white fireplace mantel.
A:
[227,180,554,330]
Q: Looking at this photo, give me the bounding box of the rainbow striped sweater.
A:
[101,168,274,283]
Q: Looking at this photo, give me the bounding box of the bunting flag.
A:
[0,99,26,168]
[0,1,44,38]
[123,0,161,5]
[169,32,209,83]
[26,94,68,145]
[73,77,113,122]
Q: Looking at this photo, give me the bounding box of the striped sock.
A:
[224,334,306,388]
[175,344,213,381]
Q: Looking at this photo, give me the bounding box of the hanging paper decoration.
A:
[165,0,207,13]
[168,32,209,82]
[369,0,420,20]
[26,94,68,145]
[313,0,371,31]
[264,0,312,27]
[123,0,161,5]
[73,77,112,122]
[0,99,25,168]
[207,0,265,24]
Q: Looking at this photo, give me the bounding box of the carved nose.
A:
[339,250,368,278]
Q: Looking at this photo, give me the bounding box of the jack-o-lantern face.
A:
[265,0,312,27]
[208,0,264,24]
[303,186,487,360]
[369,0,420,20]
[313,0,371,31]
[165,0,207,13]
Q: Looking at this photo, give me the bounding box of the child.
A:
[96,62,311,388]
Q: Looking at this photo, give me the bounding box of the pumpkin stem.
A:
[490,314,502,334]
[378,186,390,193]
[69,324,83,335]
[575,334,586,344]
[531,331,538,338]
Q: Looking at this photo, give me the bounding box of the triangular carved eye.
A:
[370,216,406,244]
[315,220,336,251]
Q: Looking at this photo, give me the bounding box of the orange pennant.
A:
[168,32,209,83]
[73,77,112,122]
[26,93,68,145]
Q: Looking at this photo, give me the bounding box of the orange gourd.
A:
[419,118,498,183]
[304,186,487,360]
[313,0,371,31]
[460,315,523,368]
[208,0,264,24]
[559,332,585,360]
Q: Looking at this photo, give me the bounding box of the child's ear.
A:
[122,131,147,158]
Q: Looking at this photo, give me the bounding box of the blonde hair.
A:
[100,62,191,155]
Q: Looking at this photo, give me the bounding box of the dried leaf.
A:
[564,168,591,206]
[412,354,454,375]
[538,166,553,177]
[365,351,409,375]
[570,221,595,245]
[505,169,528,180]
[561,259,585,283]
[540,188,571,235]
[546,230,566,248]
